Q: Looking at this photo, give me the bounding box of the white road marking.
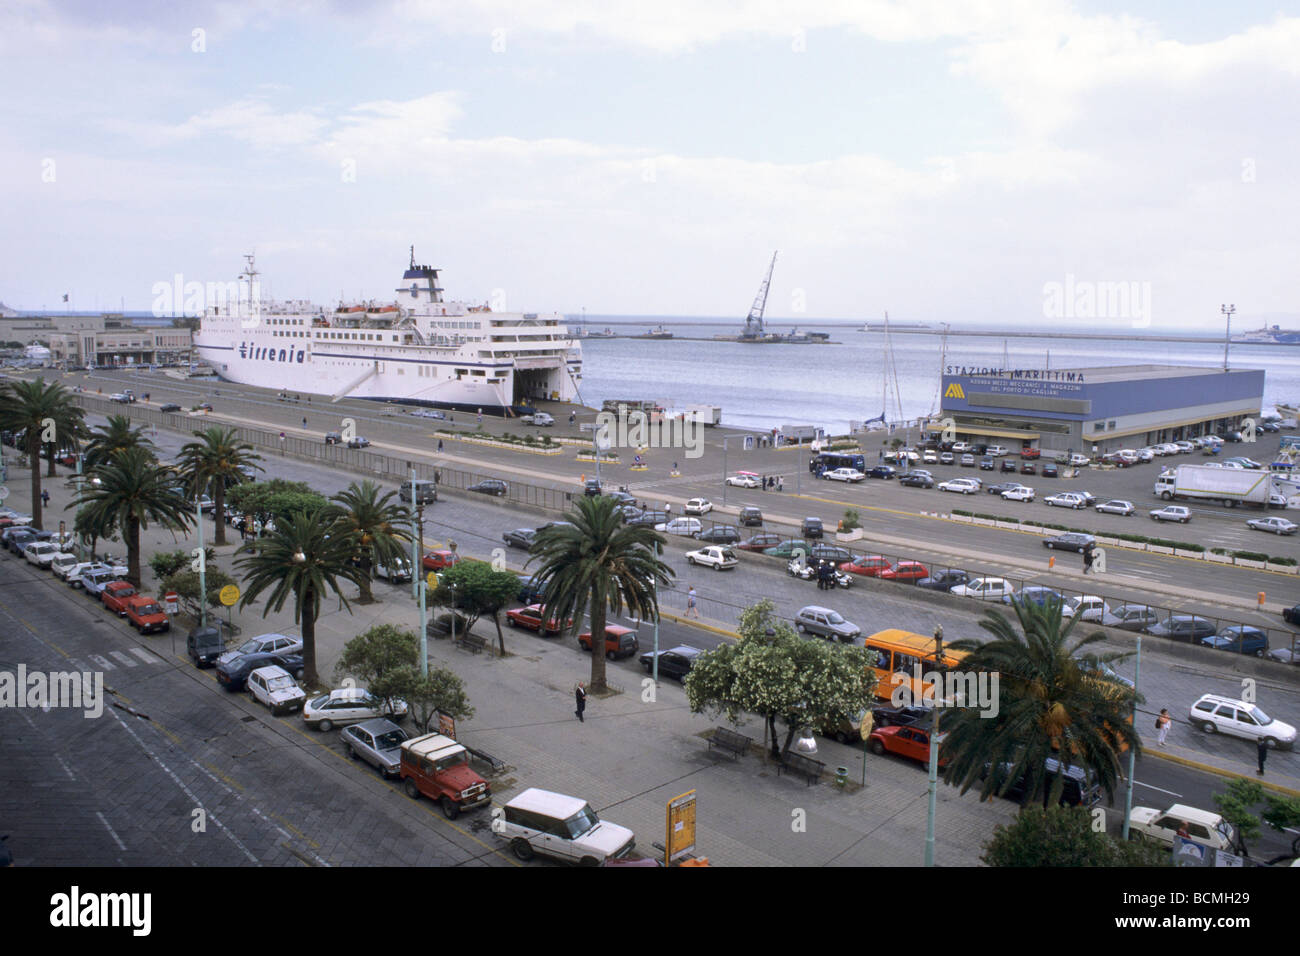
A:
[129,647,161,664]
[87,654,115,671]
[95,811,128,850]
[109,651,138,667]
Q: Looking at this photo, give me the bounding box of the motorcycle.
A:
[786,558,851,588]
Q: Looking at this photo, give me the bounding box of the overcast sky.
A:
[3,1,1298,331]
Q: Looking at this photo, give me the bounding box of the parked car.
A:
[878,561,929,583]
[939,452,955,465]
[216,632,303,666]
[983,756,1101,807]
[347,436,371,449]
[502,528,536,550]
[683,497,713,515]
[497,788,633,864]
[524,411,554,426]
[762,539,813,559]
[793,605,861,643]
[725,474,759,488]
[979,457,995,471]
[1150,505,1192,523]
[1043,532,1096,553]
[1041,463,1058,478]
[737,506,763,526]
[400,733,492,820]
[49,553,81,580]
[686,545,738,570]
[824,467,866,482]
[841,555,891,578]
[1045,492,1087,510]
[1100,604,1160,632]
[303,687,408,731]
[808,544,853,565]
[937,478,980,495]
[1129,804,1237,851]
[124,595,170,633]
[865,465,896,480]
[578,625,639,659]
[1001,485,1034,502]
[950,577,1015,601]
[654,517,703,537]
[870,704,931,729]
[246,665,307,715]
[1247,516,1297,535]
[1188,693,1295,748]
[342,718,409,778]
[186,626,226,668]
[640,645,704,682]
[737,532,783,552]
[868,725,947,767]
[1095,499,1135,516]
[696,525,740,545]
[1200,626,1269,657]
[81,566,123,599]
[916,569,971,591]
[22,541,60,568]
[1062,595,1109,622]
[1144,615,1216,641]
[801,516,824,539]
[959,454,975,467]
[626,510,667,528]
[898,472,934,488]
[506,604,571,635]
[421,549,461,571]
[468,479,509,496]
[216,651,306,690]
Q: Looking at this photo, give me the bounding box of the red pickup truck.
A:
[124,595,170,634]
[101,580,138,616]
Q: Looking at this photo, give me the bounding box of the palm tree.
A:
[83,414,156,472]
[178,427,262,546]
[941,597,1142,809]
[327,480,413,604]
[72,446,193,587]
[235,507,368,686]
[0,378,86,529]
[528,495,673,693]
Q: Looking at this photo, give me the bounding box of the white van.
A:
[399,479,437,504]
[498,788,636,864]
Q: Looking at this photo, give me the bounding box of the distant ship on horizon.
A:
[1235,325,1300,345]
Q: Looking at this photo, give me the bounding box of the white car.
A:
[951,442,972,453]
[1150,505,1191,523]
[1095,499,1135,516]
[0,509,33,526]
[1247,516,1297,535]
[23,541,60,568]
[1045,492,1086,509]
[824,467,866,482]
[499,788,636,865]
[683,498,713,516]
[1062,595,1109,622]
[938,478,980,495]
[246,665,306,716]
[49,552,81,579]
[686,545,738,570]
[985,445,1009,457]
[950,577,1015,601]
[1136,448,1156,462]
[922,449,938,464]
[1189,694,1296,748]
[655,517,703,537]
[1065,453,1090,467]
[725,474,759,488]
[216,632,304,666]
[525,412,554,426]
[1001,486,1034,502]
[64,561,99,586]
[1129,804,1237,852]
[303,687,408,731]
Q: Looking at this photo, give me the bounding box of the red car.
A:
[868,725,948,767]
[878,561,929,583]
[101,580,138,616]
[505,604,571,636]
[1020,447,1041,459]
[578,625,639,659]
[736,533,783,552]
[842,556,891,577]
[421,550,461,572]
[124,595,170,634]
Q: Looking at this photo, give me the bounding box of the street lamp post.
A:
[1122,636,1142,840]
[1221,304,1235,371]
[924,624,943,867]
[196,493,206,630]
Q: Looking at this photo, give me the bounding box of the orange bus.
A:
[862,629,970,705]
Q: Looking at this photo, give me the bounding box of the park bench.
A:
[778,751,825,786]
[706,728,752,760]
[456,632,488,654]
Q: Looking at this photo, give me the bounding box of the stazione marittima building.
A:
[932,364,1265,456]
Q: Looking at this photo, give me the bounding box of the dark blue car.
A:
[517,574,549,604]
[1201,626,1269,658]
[216,651,305,690]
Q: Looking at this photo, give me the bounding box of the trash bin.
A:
[835,766,849,788]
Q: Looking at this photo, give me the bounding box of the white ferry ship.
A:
[194,250,582,414]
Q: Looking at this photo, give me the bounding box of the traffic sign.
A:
[219,584,241,607]
[163,590,180,615]
[426,571,438,590]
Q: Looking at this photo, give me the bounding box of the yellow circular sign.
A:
[219,584,241,607]
[427,572,439,590]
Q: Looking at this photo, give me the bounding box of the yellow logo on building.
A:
[944,383,965,399]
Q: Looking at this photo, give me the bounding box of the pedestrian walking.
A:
[302,416,307,429]
[437,439,444,452]
[664,502,672,518]
[1258,736,1269,775]
[687,586,699,619]
[477,409,483,425]
[41,489,50,507]
[1156,708,1171,746]
[574,681,586,722]
[569,412,575,425]
[1083,546,1095,574]
[777,476,784,491]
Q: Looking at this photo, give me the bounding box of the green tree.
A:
[327,480,412,604]
[430,560,524,655]
[942,598,1141,809]
[528,495,672,693]
[0,378,86,528]
[178,426,263,547]
[226,478,328,527]
[983,805,1168,867]
[83,414,155,473]
[335,624,421,714]
[234,507,366,686]
[400,666,475,734]
[162,567,238,617]
[686,599,877,757]
[71,446,193,587]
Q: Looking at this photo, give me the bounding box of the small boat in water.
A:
[637,326,673,339]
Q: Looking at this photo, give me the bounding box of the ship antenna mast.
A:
[745,251,777,338]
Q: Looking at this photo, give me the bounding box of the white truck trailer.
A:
[1152,464,1273,508]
